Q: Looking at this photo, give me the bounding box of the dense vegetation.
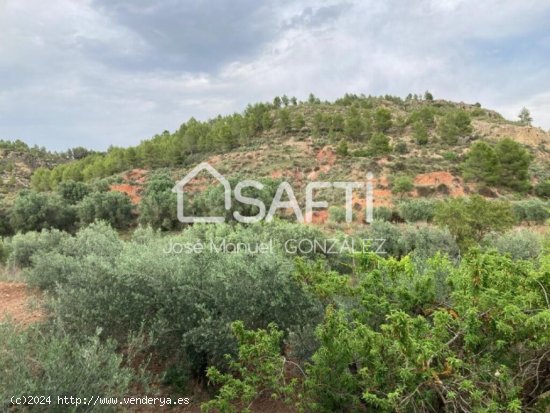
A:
[1,220,548,411]
[25,93,544,194]
[1,93,549,412]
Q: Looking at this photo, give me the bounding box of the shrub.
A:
[393,141,408,154]
[202,321,297,413]
[373,206,393,221]
[139,171,179,230]
[303,251,550,412]
[7,229,69,268]
[438,110,472,144]
[0,237,10,265]
[277,109,291,134]
[400,225,459,259]
[0,200,13,236]
[77,191,133,229]
[484,229,542,260]
[293,113,306,130]
[10,191,76,233]
[363,220,404,257]
[368,133,391,156]
[0,323,138,413]
[512,199,550,223]
[442,151,458,161]
[344,108,364,140]
[495,138,531,191]
[373,107,392,133]
[412,121,428,145]
[391,175,414,196]
[57,180,90,204]
[408,107,435,128]
[397,199,436,222]
[328,206,347,223]
[434,195,516,248]
[192,178,281,223]
[534,180,550,199]
[335,140,348,156]
[28,222,323,379]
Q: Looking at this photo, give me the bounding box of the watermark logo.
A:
[173,162,374,224]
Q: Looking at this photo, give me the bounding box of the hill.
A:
[1,93,549,232]
[0,140,99,196]
[30,94,550,192]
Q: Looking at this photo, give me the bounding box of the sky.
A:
[1,0,549,151]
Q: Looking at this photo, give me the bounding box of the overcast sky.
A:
[1,0,549,151]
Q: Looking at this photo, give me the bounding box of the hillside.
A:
[24,94,550,214]
[0,140,93,196]
[1,94,549,233]
[1,94,550,413]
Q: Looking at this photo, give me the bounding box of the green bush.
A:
[373,107,392,133]
[138,171,179,230]
[484,229,542,260]
[495,138,531,191]
[10,191,76,233]
[77,191,134,229]
[393,141,408,154]
[438,110,472,144]
[512,199,550,223]
[328,206,347,223]
[335,140,348,156]
[57,180,90,204]
[535,180,550,199]
[373,206,393,221]
[0,323,138,413]
[408,107,435,128]
[434,195,516,248]
[442,151,458,161]
[462,141,500,185]
[400,225,459,259]
[7,229,69,268]
[0,237,10,265]
[209,250,550,412]
[368,133,391,156]
[391,175,414,196]
[26,222,323,379]
[412,121,428,145]
[397,199,436,222]
[191,177,281,223]
[363,220,404,257]
[0,200,13,236]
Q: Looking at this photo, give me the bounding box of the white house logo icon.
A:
[172,162,231,223]
[174,162,375,224]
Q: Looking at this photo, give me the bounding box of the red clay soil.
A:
[110,168,149,204]
[110,183,142,204]
[414,171,465,197]
[125,168,148,184]
[0,282,43,325]
[316,146,336,166]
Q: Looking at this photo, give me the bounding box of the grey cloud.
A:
[1,0,550,151]
[283,2,353,29]
[89,0,283,72]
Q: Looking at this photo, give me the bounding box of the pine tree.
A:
[518,107,532,126]
[344,108,363,140]
[462,141,500,185]
[412,121,428,145]
[495,138,531,191]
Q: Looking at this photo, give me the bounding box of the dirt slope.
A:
[0,282,42,325]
